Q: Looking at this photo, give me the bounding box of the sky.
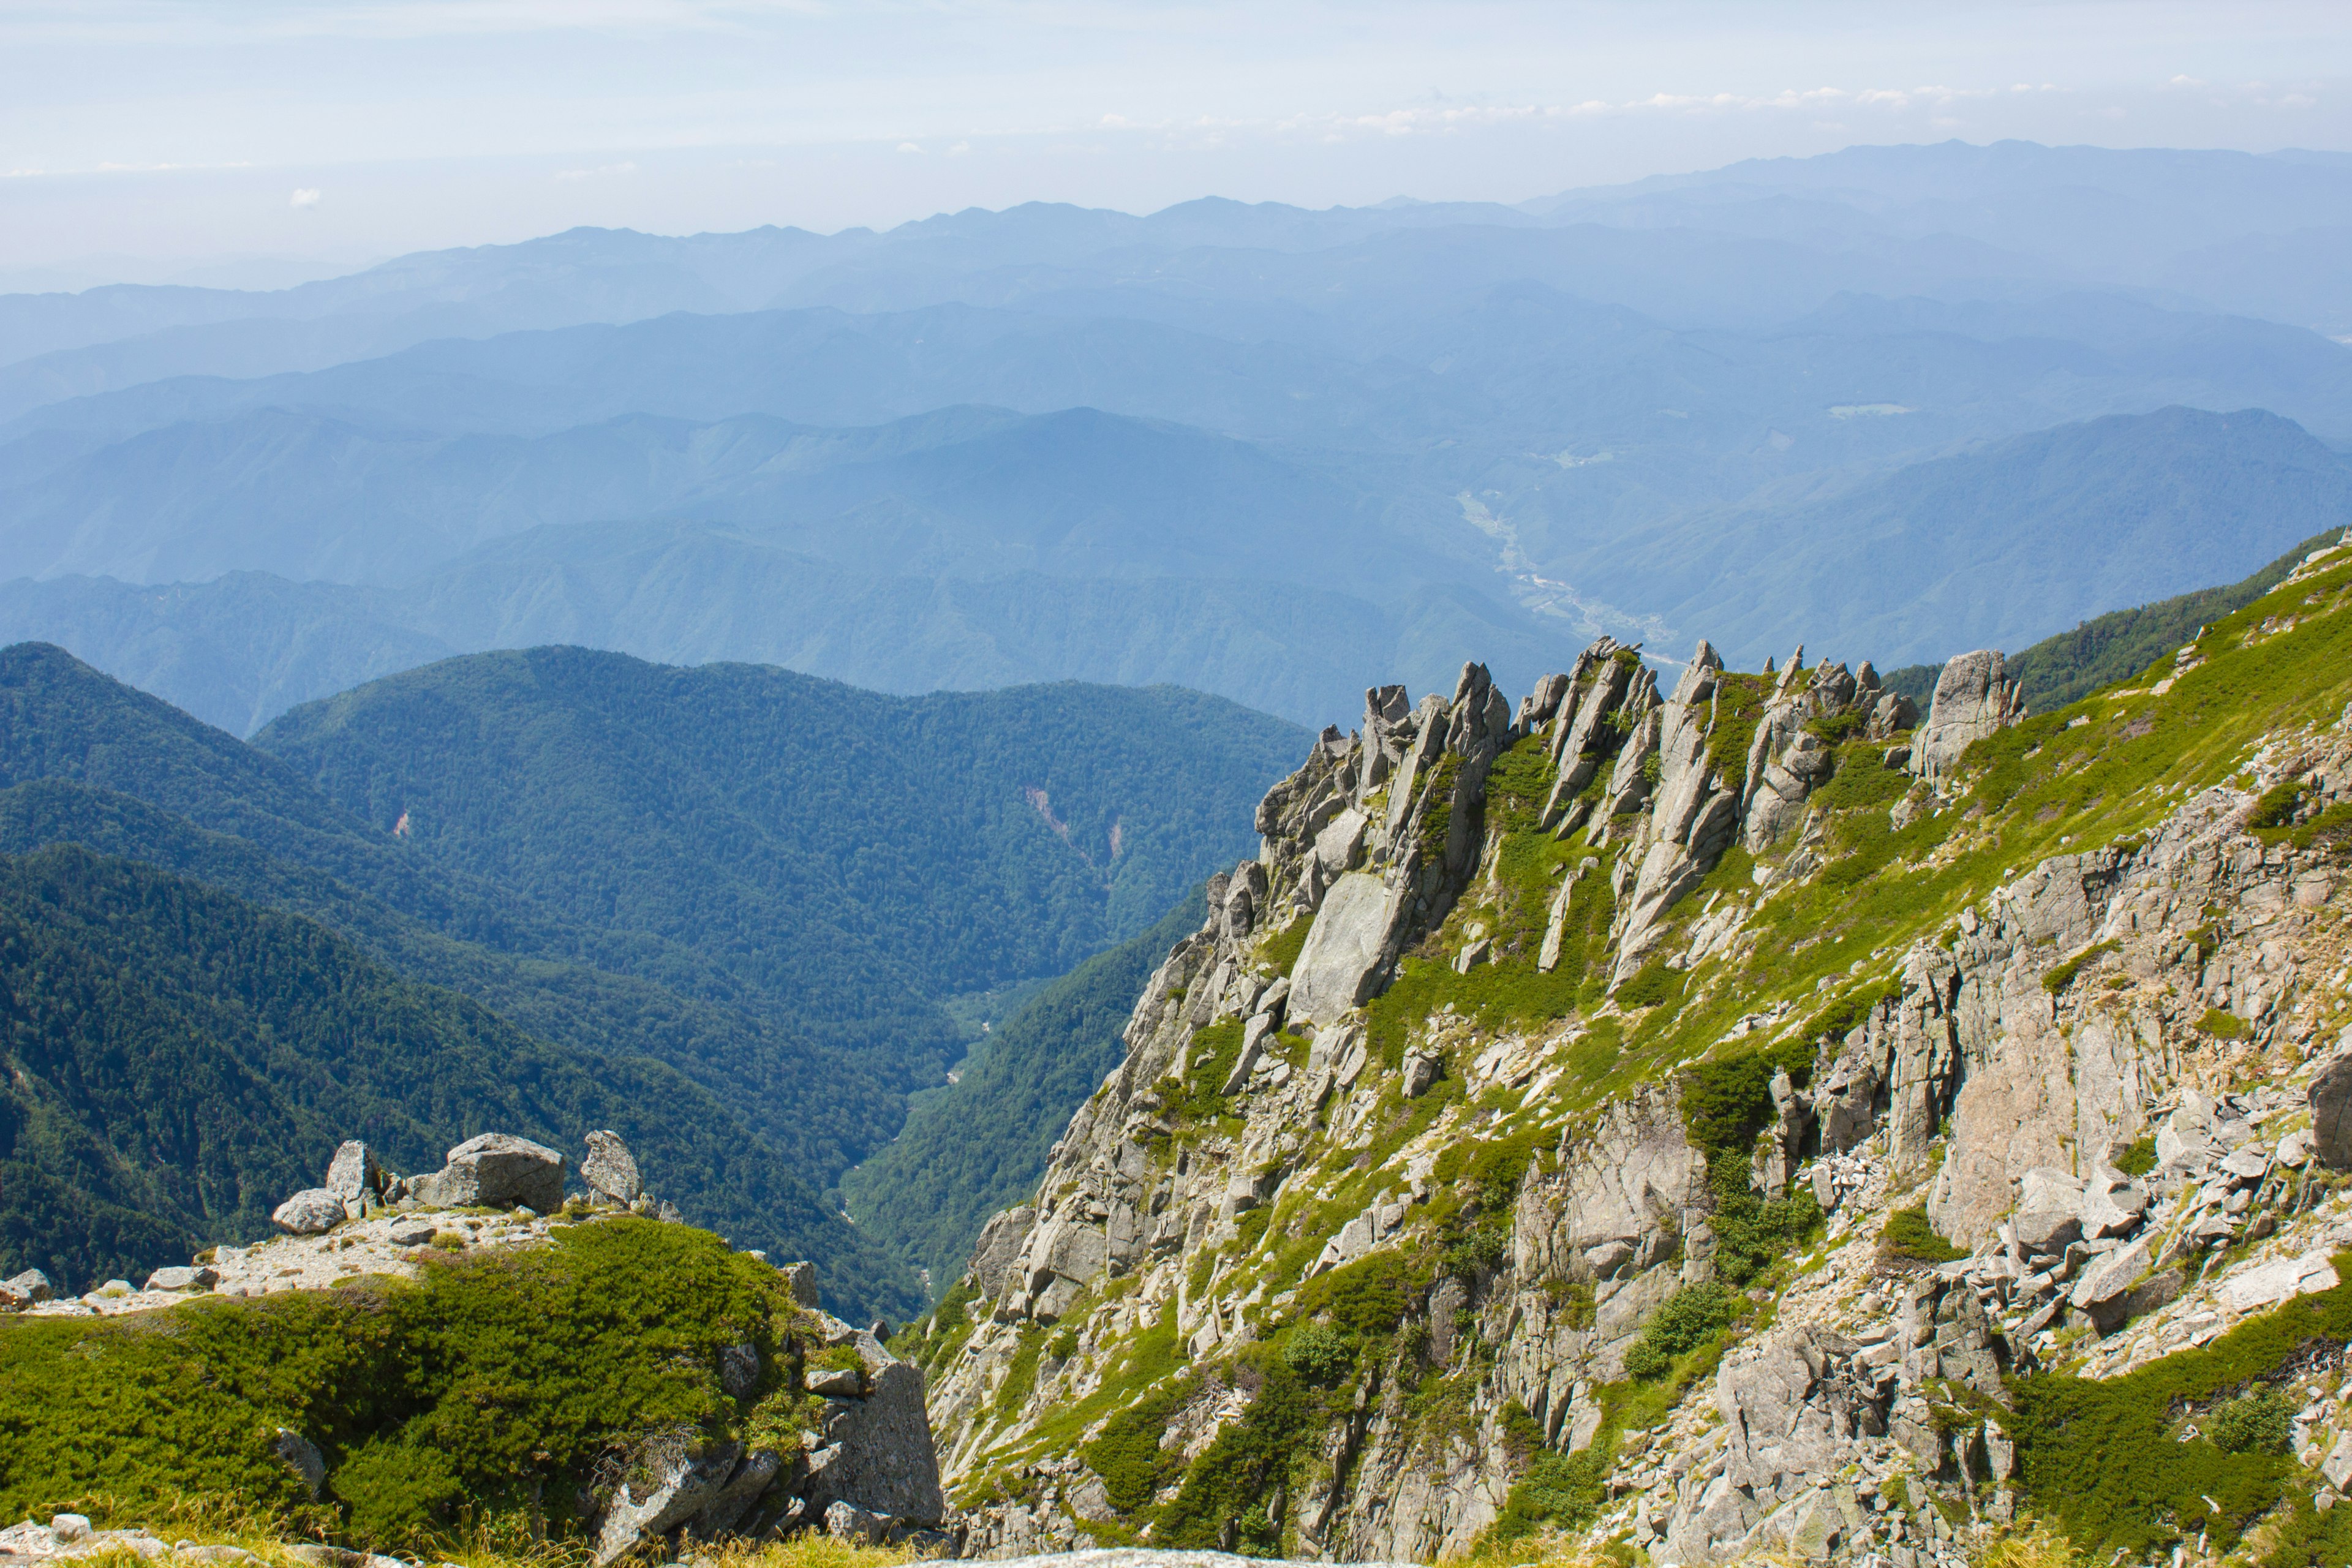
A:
[3,0,2350,286]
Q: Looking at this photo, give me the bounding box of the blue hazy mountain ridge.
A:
[9,141,2352,389]
[1528,140,2352,333]
[2,282,2346,598]
[0,403,1476,592]
[1572,405,2352,669]
[0,399,2339,739]
[0,198,1542,396]
[0,538,1562,735]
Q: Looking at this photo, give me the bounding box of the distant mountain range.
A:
[1,137,2348,734]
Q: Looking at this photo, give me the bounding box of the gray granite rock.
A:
[410,1133,565,1212]
[582,1129,641,1205]
[272,1188,345,1236]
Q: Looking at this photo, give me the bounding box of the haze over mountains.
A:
[1,138,2350,734]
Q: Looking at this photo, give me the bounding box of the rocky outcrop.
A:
[1909,651,2026,786]
[921,596,2352,1565]
[583,1129,643,1205]
[591,1313,943,1563]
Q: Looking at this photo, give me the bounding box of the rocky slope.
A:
[900,532,2352,1564]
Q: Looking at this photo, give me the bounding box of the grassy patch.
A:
[2043,941,2121,994]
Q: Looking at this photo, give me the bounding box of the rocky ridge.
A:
[903,534,2352,1564]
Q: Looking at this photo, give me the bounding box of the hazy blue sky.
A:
[4,1,2349,283]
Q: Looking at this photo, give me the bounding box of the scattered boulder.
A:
[823,1501,894,1544]
[325,1140,385,1217]
[6,1268,53,1303]
[2011,1208,2081,1257]
[582,1129,641,1205]
[407,1133,565,1212]
[594,1440,744,1563]
[807,1365,863,1397]
[2220,1250,2340,1313]
[1401,1048,1441,1099]
[272,1189,346,1236]
[2070,1238,2152,1332]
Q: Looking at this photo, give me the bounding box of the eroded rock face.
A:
[925,632,2352,1564]
[1910,651,2026,786]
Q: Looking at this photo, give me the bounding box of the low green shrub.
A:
[1293,1251,1418,1343]
[1280,1324,1353,1387]
[2042,941,2120,993]
[1614,960,1679,1010]
[2113,1137,2158,1178]
[2248,781,2306,829]
[1491,1443,1611,1542]
[1257,918,1313,979]
[1881,1207,1965,1262]
[2011,1253,2352,1558]
[1621,1283,1740,1382]
[2198,1008,2249,1039]
[2204,1389,2294,1456]
[1080,1376,1196,1515]
[1155,1360,1325,1552]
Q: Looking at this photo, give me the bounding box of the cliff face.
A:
[906,535,2352,1565]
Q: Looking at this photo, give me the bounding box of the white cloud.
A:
[948,140,970,154]
[897,141,922,153]
[289,186,322,206]
[552,160,637,179]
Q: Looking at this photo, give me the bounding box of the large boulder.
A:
[594,1439,745,1563]
[1288,872,1403,1023]
[273,1188,347,1235]
[802,1327,944,1528]
[582,1130,641,1205]
[409,1133,565,1212]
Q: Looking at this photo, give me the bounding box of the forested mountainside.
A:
[899,533,2352,1565]
[0,644,1298,1306]
[0,842,881,1302]
[843,888,1210,1293]
[251,648,1302,1000]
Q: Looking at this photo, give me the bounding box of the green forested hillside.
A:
[840,887,1207,1291]
[0,641,1301,1299]
[0,644,899,1174]
[253,647,1302,1027]
[0,842,916,1312]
